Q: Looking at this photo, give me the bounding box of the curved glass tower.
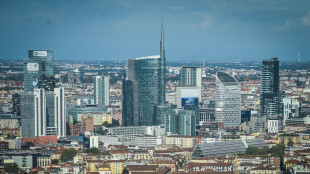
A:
[215,72,241,128]
[122,20,166,126]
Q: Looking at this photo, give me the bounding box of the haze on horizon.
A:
[1,0,310,62]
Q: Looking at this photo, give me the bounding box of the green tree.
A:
[5,163,19,174]
[85,147,101,154]
[102,119,120,128]
[95,127,106,135]
[287,140,294,147]
[122,167,129,174]
[52,159,59,164]
[112,119,120,127]
[61,148,77,162]
[245,146,260,155]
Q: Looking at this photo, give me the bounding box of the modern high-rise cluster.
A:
[21,50,66,137]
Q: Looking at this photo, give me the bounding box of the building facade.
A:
[24,50,53,92]
[122,22,166,126]
[180,66,202,102]
[215,72,241,128]
[260,57,280,119]
[94,76,110,106]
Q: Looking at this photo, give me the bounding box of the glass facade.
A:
[24,50,54,92]
[123,22,166,126]
[260,57,280,119]
[215,72,241,128]
[125,56,164,126]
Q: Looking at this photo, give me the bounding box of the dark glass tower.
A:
[24,50,54,92]
[122,21,166,126]
[260,57,280,119]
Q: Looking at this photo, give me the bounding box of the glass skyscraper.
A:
[24,50,54,92]
[122,21,166,126]
[260,57,280,119]
[215,72,241,128]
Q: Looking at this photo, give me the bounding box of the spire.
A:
[160,16,165,60]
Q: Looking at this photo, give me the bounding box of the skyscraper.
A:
[178,109,196,136]
[260,57,280,119]
[94,76,110,106]
[215,72,241,128]
[122,20,166,126]
[24,50,54,92]
[181,66,202,102]
[54,88,66,137]
[21,88,66,137]
[21,88,46,137]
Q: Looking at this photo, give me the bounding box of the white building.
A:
[90,136,99,148]
[54,88,66,137]
[215,72,241,128]
[283,98,300,125]
[34,88,46,137]
[268,119,279,133]
[180,66,202,102]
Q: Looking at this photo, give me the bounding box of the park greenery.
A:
[245,143,285,160]
[5,163,19,174]
[84,147,101,154]
[61,148,77,162]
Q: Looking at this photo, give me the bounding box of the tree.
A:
[112,119,120,127]
[95,127,106,135]
[104,150,110,155]
[61,148,77,162]
[245,146,260,155]
[52,159,59,164]
[287,140,294,147]
[122,167,129,174]
[102,119,120,128]
[85,147,101,154]
[5,163,18,174]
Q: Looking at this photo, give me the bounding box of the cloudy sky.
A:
[1,0,310,61]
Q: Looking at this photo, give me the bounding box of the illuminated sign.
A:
[27,63,39,72]
[33,51,47,56]
[181,98,198,106]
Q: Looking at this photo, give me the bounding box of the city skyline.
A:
[1,0,310,62]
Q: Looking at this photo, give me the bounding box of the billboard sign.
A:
[182,97,198,106]
[33,51,47,57]
[27,63,39,72]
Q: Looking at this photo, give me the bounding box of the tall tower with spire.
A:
[122,19,167,126]
[159,18,166,104]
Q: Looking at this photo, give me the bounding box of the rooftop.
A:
[216,72,237,83]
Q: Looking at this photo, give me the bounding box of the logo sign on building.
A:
[27,63,39,72]
[33,51,47,57]
[182,98,198,106]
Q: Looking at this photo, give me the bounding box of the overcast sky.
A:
[1,0,310,62]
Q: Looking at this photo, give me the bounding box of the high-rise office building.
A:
[24,50,54,92]
[178,109,196,136]
[21,88,66,137]
[260,57,280,119]
[21,89,46,137]
[122,21,166,126]
[94,76,110,106]
[215,72,241,128]
[54,88,66,137]
[180,67,202,102]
